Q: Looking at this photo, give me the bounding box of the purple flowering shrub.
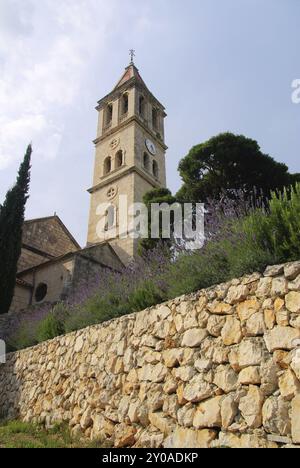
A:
[9,185,299,350]
[7,303,52,350]
[64,244,171,333]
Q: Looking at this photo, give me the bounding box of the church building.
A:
[10,57,168,313]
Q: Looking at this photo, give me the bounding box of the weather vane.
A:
[129,49,135,64]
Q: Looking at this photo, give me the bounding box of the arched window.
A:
[104,156,112,175]
[143,153,150,171]
[152,107,158,130]
[153,160,159,178]
[105,104,113,126]
[121,93,129,115]
[139,95,145,116]
[115,150,123,169]
[104,205,115,231]
[35,283,48,303]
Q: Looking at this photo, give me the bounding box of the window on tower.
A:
[153,160,159,179]
[115,150,123,169]
[104,205,116,231]
[105,104,113,126]
[152,107,158,130]
[121,93,129,115]
[104,156,112,175]
[143,153,150,171]
[139,95,145,116]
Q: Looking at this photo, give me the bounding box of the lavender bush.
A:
[7,303,52,350]
[64,244,170,333]
[9,186,298,351]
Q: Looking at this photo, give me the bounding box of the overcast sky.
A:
[0,0,299,246]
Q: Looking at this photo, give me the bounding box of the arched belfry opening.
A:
[153,160,159,179]
[152,107,158,130]
[115,150,123,169]
[121,93,129,115]
[104,205,116,232]
[104,156,112,175]
[139,95,145,116]
[143,153,150,171]
[105,104,113,126]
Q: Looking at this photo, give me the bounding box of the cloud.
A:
[0,0,34,39]
[0,114,44,170]
[0,0,116,170]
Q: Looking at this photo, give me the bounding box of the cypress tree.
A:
[0,145,32,314]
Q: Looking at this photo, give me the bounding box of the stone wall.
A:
[17,246,49,273]
[1,261,300,448]
[9,283,32,314]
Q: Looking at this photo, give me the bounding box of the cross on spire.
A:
[129,49,135,64]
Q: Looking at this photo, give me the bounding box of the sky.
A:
[0,0,299,246]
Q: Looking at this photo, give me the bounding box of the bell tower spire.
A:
[87,60,167,264]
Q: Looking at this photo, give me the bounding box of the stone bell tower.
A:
[87,56,167,264]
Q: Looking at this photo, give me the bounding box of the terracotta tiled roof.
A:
[96,62,166,113]
[114,63,148,90]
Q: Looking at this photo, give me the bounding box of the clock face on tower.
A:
[145,138,157,156]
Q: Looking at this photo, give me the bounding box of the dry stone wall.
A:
[1,261,300,448]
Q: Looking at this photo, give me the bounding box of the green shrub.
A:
[64,298,124,333]
[64,297,117,333]
[165,243,229,299]
[244,183,300,262]
[8,304,67,350]
[36,314,64,343]
[127,280,166,311]
[64,282,166,334]
[164,214,276,300]
[36,303,67,342]
[215,219,275,278]
[8,322,39,351]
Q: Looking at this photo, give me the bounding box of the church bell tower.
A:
[87,55,167,264]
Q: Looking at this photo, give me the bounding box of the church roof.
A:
[17,215,81,274]
[17,242,124,277]
[24,215,80,250]
[97,61,165,111]
[114,63,148,91]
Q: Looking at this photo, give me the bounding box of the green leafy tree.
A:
[177,132,297,203]
[139,188,177,252]
[289,173,300,186]
[0,145,32,314]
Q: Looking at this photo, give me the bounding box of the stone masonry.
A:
[1,261,300,448]
[87,62,167,264]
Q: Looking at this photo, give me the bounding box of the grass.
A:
[0,420,107,449]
